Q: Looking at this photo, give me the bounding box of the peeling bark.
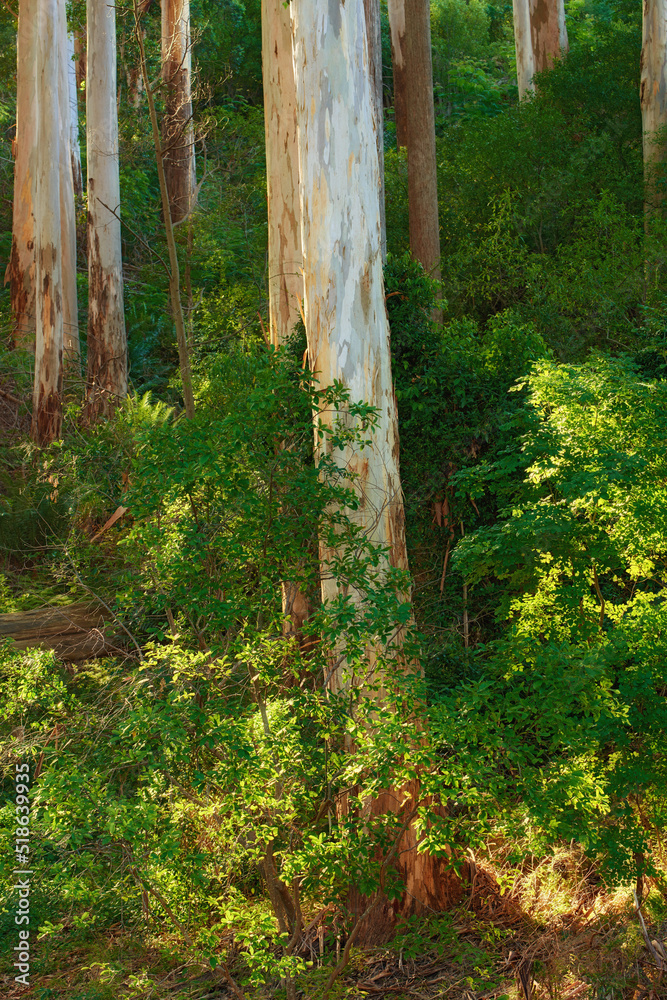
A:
[291,0,408,629]
[161,0,196,223]
[513,0,568,99]
[641,0,667,220]
[7,0,38,351]
[86,0,128,421]
[387,0,408,148]
[31,0,63,445]
[291,0,454,938]
[405,0,441,282]
[59,4,79,361]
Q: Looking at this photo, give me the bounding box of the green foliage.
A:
[420,356,667,880]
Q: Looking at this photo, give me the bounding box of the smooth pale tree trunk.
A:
[6,0,38,351]
[86,0,128,420]
[161,0,196,223]
[641,0,667,221]
[59,4,79,362]
[513,0,568,99]
[292,0,453,942]
[364,0,386,259]
[405,0,441,282]
[31,0,63,445]
[291,0,407,622]
[67,31,83,197]
[387,0,408,148]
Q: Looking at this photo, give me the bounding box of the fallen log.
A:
[0,602,122,661]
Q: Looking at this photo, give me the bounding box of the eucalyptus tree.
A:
[31,0,63,444]
[365,0,386,256]
[387,0,408,148]
[405,0,440,282]
[58,1,79,361]
[161,0,196,223]
[291,0,448,933]
[262,0,302,349]
[387,0,440,278]
[261,0,309,635]
[641,0,667,221]
[513,0,568,98]
[7,0,37,351]
[86,0,128,420]
[67,30,83,197]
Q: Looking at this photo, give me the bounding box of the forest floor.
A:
[2,841,666,1000]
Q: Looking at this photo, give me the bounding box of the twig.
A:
[0,387,22,405]
[439,539,451,594]
[220,962,247,1000]
[592,564,605,629]
[634,888,667,970]
[98,198,170,278]
[130,865,193,946]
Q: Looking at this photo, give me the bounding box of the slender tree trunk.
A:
[74,28,86,93]
[67,31,84,197]
[6,0,38,351]
[641,0,667,222]
[364,0,386,260]
[59,4,79,362]
[134,0,195,418]
[86,0,128,420]
[405,0,441,282]
[161,0,196,223]
[513,0,568,99]
[387,0,408,149]
[262,0,302,348]
[31,0,63,445]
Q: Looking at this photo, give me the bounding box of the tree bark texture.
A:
[59,5,79,361]
[67,31,84,197]
[7,0,38,351]
[291,0,408,638]
[161,0,196,223]
[262,0,310,636]
[405,0,441,281]
[364,0,386,259]
[262,0,303,347]
[74,28,86,92]
[291,0,457,938]
[86,0,128,420]
[31,0,63,445]
[513,0,568,99]
[387,0,408,148]
[641,0,667,219]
